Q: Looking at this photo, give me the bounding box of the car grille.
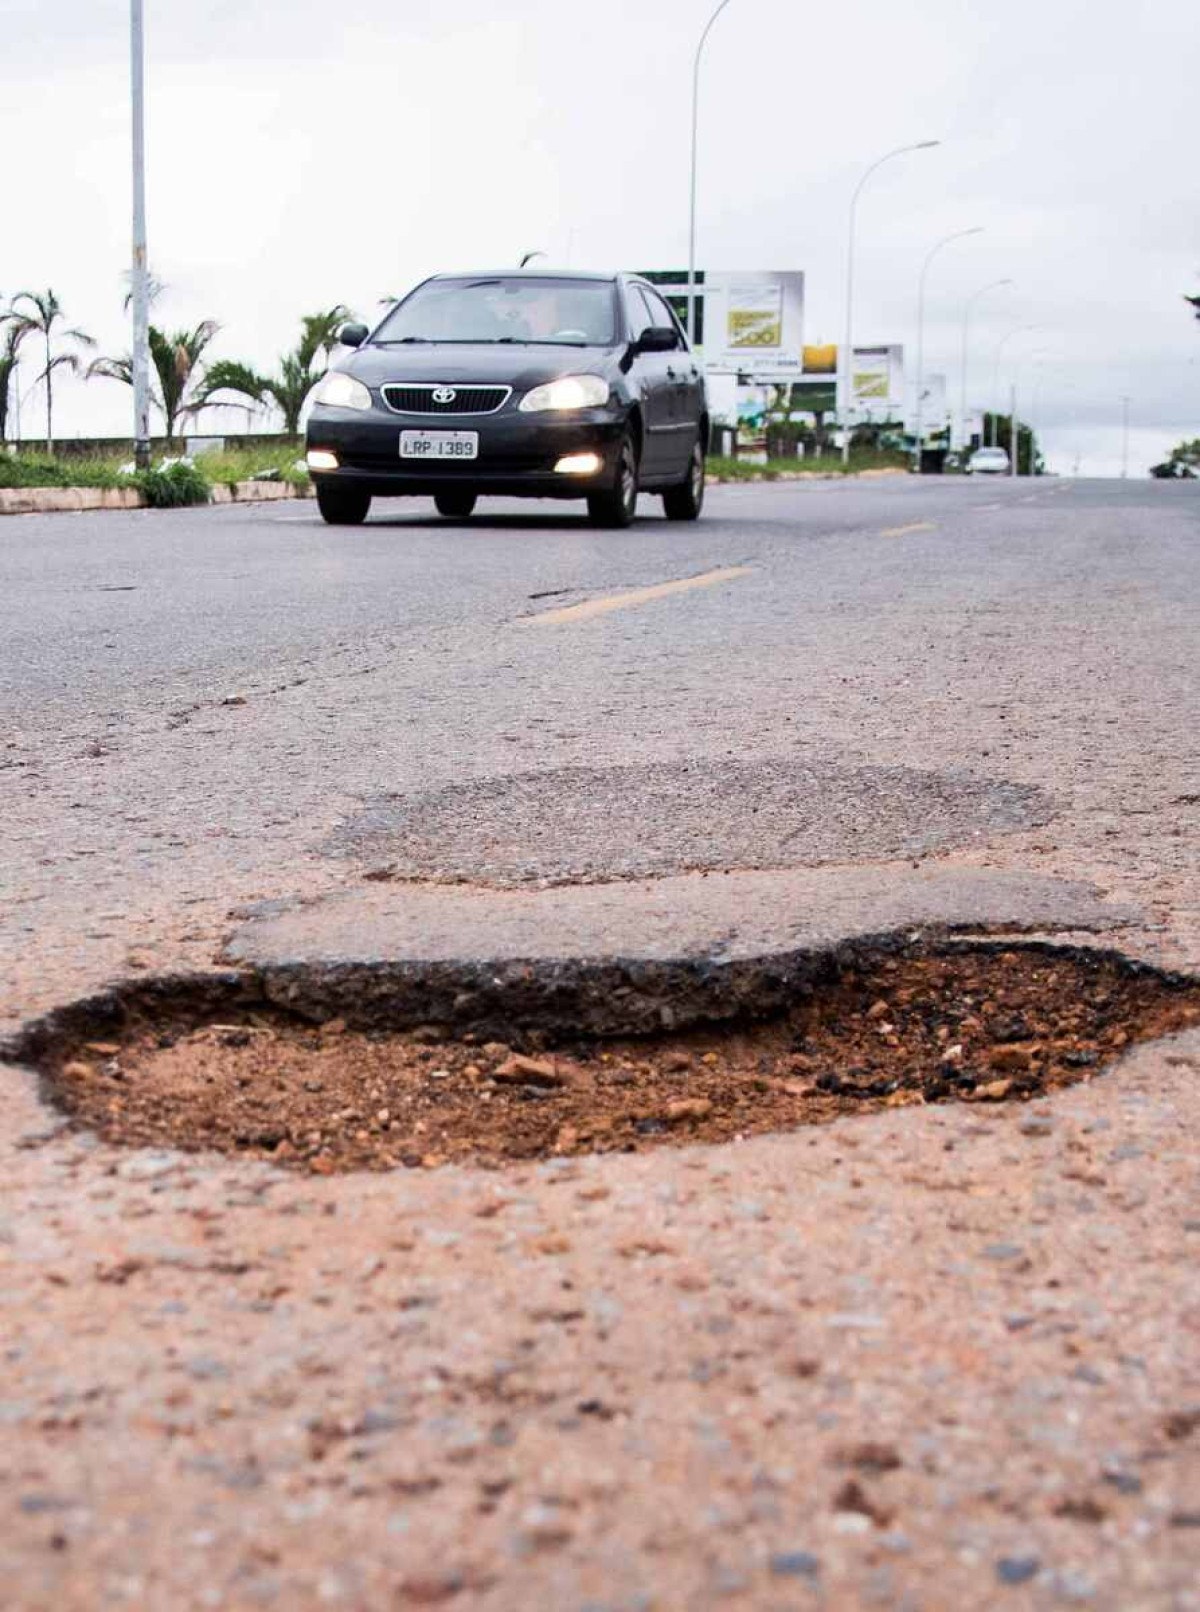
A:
[381,384,511,416]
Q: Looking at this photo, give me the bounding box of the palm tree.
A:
[0,311,33,443]
[7,289,95,452]
[196,306,353,434]
[87,321,221,443]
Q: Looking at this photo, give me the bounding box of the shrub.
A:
[133,461,210,507]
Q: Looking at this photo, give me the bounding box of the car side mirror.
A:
[338,322,369,348]
[636,326,679,354]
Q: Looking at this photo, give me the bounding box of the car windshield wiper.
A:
[377,335,596,347]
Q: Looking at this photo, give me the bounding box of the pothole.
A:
[24,942,1199,1173]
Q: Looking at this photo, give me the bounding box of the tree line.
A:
[0,287,357,450]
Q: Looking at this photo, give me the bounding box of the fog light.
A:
[306,449,339,472]
[555,451,602,476]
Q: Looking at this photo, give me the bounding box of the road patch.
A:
[325,757,1052,886]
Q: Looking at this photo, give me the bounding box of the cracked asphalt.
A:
[2,474,1198,1609]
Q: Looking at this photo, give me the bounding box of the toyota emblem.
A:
[432,386,457,404]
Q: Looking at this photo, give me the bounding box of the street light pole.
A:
[841,139,940,466]
[1009,379,1018,478]
[959,277,1013,454]
[989,324,1042,448]
[687,0,736,352]
[912,225,983,472]
[130,0,151,471]
[1011,347,1050,476]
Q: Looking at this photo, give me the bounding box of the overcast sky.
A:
[3,0,1197,473]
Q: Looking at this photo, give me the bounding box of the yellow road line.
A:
[521,565,753,625]
[879,521,935,537]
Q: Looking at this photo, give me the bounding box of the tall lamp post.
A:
[687,0,737,351]
[841,139,940,465]
[912,225,983,472]
[959,277,1013,454]
[130,0,151,471]
[1009,346,1049,477]
[989,324,1042,448]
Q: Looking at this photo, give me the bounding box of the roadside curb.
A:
[0,481,311,517]
[710,467,908,485]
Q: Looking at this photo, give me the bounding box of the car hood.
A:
[340,342,620,392]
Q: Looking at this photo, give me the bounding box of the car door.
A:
[642,286,702,475]
[625,287,675,481]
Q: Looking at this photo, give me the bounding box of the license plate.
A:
[400,430,478,461]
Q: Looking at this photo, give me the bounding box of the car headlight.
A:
[313,371,372,411]
[518,374,609,413]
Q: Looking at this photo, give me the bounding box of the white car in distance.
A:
[966,446,1011,475]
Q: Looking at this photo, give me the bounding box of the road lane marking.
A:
[520,565,753,626]
[879,521,935,538]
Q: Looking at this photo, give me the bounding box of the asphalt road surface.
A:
[2,473,1199,1610]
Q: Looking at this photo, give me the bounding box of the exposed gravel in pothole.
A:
[327,757,1052,885]
[40,945,1199,1173]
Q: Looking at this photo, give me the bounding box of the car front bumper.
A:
[307,406,626,499]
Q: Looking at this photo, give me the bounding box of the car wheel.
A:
[662,441,705,521]
[434,491,477,519]
[316,485,371,526]
[587,433,639,528]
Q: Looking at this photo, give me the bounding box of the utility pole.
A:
[130,0,151,471]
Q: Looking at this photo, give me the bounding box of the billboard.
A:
[850,344,904,411]
[916,371,948,427]
[639,270,806,378]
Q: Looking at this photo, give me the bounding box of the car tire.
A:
[434,491,478,519]
[587,433,639,528]
[316,485,371,525]
[662,441,705,521]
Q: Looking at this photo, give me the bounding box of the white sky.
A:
[2,0,1197,474]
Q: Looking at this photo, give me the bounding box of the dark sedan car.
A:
[305,270,708,527]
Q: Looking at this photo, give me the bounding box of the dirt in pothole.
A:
[46,948,1200,1173]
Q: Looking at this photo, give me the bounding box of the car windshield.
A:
[374,277,617,346]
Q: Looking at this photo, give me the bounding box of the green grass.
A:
[1,445,311,500]
[708,449,908,480]
[193,444,310,490]
[0,453,131,489]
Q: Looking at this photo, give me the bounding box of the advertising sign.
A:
[638,269,806,378]
[917,371,948,427]
[850,344,904,410]
[802,344,838,375]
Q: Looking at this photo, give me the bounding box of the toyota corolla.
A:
[304,270,708,527]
